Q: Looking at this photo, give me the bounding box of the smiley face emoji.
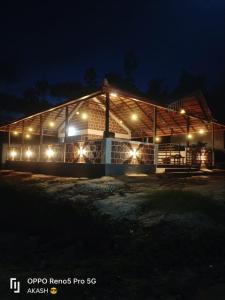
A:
[50,287,58,295]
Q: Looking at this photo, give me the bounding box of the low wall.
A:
[111,139,154,164]
[4,161,155,178]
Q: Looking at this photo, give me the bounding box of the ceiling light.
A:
[199,129,205,135]
[81,113,88,120]
[110,92,117,97]
[68,126,76,136]
[10,150,17,159]
[49,121,55,127]
[131,114,138,121]
[25,149,33,158]
[78,147,86,157]
[46,148,55,158]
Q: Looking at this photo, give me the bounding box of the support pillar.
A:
[104,85,110,138]
[39,115,43,161]
[101,138,112,164]
[154,143,158,166]
[186,116,190,147]
[20,121,25,160]
[153,107,157,143]
[211,122,215,167]
[8,125,11,148]
[63,106,69,162]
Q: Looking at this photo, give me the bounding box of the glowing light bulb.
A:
[46,148,55,158]
[28,127,33,132]
[129,148,138,158]
[10,150,17,159]
[199,129,205,135]
[131,114,138,121]
[110,92,117,97]
[187,133,193,139]
[25,149,33,158]
[68,126,76,136]
[81,113,88,120]
[49,121,55,127]
[78,147,86,157]
[180,109,186,114]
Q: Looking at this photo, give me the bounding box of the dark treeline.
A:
[0,52,224,124]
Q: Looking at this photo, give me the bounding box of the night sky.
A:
[0,0,225,97]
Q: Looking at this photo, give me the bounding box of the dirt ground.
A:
[0,169,225,299]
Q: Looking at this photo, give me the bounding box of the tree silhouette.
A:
[50,81,85,99]
[84,67,97,89]
[123,51,139,86]
[146,79,168,101]
[172,69,206,98]
[35,80,49,99]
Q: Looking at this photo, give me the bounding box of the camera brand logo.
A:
[10,278,20,293]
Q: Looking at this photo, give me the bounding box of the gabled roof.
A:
[167,90,213,121]
[0,85,224,138]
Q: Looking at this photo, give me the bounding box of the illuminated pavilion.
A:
[0,81,224,177]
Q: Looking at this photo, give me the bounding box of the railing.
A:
[157,143,212,167]
[6,140,103,164]
[7,144,64,162]
[186,147,212,167]
[6,139,154,165]
[157,143,186,166]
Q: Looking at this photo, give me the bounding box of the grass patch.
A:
[139,190,224,220]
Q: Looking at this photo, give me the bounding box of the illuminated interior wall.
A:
[111,139,155,165]
[66,140,103,164]
[58,100,131,140]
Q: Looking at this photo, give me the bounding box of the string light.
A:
[28,127,33,132]
[155,137,160,142]
[13,131,18,135]
[187,133,193,139]
[180,109,186,115]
